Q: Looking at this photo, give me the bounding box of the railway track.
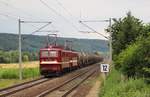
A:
[36,65,98,97]
[0,77,50,97]
[0,64,99,97]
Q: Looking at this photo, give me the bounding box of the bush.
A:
[0,68,40,79]
[0,50,38,63]
[0,69,18,79]
[114,36,150,79]
[22,68,40,79]
[22,55,29,62]
[114,43,139,77]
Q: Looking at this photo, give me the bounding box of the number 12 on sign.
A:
[101,64,109,72]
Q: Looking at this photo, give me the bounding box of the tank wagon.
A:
[39,45,103,76]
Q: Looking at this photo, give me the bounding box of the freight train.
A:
[39,45,103,76]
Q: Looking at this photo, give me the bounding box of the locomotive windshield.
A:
[49,51,58,57]
[41,50,58,57]
[41,51,49,57]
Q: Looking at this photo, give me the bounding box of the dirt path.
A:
[86,77,101,97]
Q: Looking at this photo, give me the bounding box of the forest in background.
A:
[0,33,108,63]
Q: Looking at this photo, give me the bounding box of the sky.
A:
[0,0,150,39]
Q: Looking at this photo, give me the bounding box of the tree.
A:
[3,52,11,63]
[10,51,19,63]
[0,51,5,63]
[22,55,29,62]
[108,12,144,57]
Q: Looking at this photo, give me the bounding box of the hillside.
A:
[0,33,108,52]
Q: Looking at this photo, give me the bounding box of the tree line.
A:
[0,50,38,63]
[108,12,150,83]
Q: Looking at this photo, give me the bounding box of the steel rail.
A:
[62,69,96,97]
[36,65,97,97]
[0,77,50,97]
[0,77,44,92]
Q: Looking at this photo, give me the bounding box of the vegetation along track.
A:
[36,65,98,97]
[0,77,50,97]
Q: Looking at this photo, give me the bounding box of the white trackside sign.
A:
[101,64,109,72]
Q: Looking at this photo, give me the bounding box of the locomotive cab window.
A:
[49,51,58,57]
[41,51,49,57]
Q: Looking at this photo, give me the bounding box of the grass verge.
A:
[0,61,39,69]
[99,69,150,97]
[0,67,40,89]
[0,68,40,79]
[0,78,38,89]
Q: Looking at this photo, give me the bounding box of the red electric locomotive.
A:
[40,45,78,76]
[39,34,103,76]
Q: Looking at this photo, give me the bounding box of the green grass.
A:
[0,79,27,89]
[99,69,150,97]
[0,68,40,89]
[0,77,41,89]
[0,68,40,79]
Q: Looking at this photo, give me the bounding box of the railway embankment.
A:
[99,68,150,97]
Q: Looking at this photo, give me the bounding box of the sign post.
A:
[100,64,109,86]
[101,64,109,73]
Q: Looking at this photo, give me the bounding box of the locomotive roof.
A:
[40,45,78,54]
[40,46,63,51]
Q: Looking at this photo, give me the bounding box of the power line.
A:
[0,12,18,20]
[55,0,74,18]
[79,19,112,64]
[0,1,46,30]
[0,11,55,35]
[0,0,44,20]
[79,21,109,39]
[40,0,79,31]
[0,12,44,34]
[0,0,79,32]
[0,0,78,34]
[0,1,31,18]
[54,0,80,29]
[18,19,52,79]
[0,10,33,20]
[31,22,51,34]
[80,20,110,22]
[0,1,41,30]
[40,0,63,18]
